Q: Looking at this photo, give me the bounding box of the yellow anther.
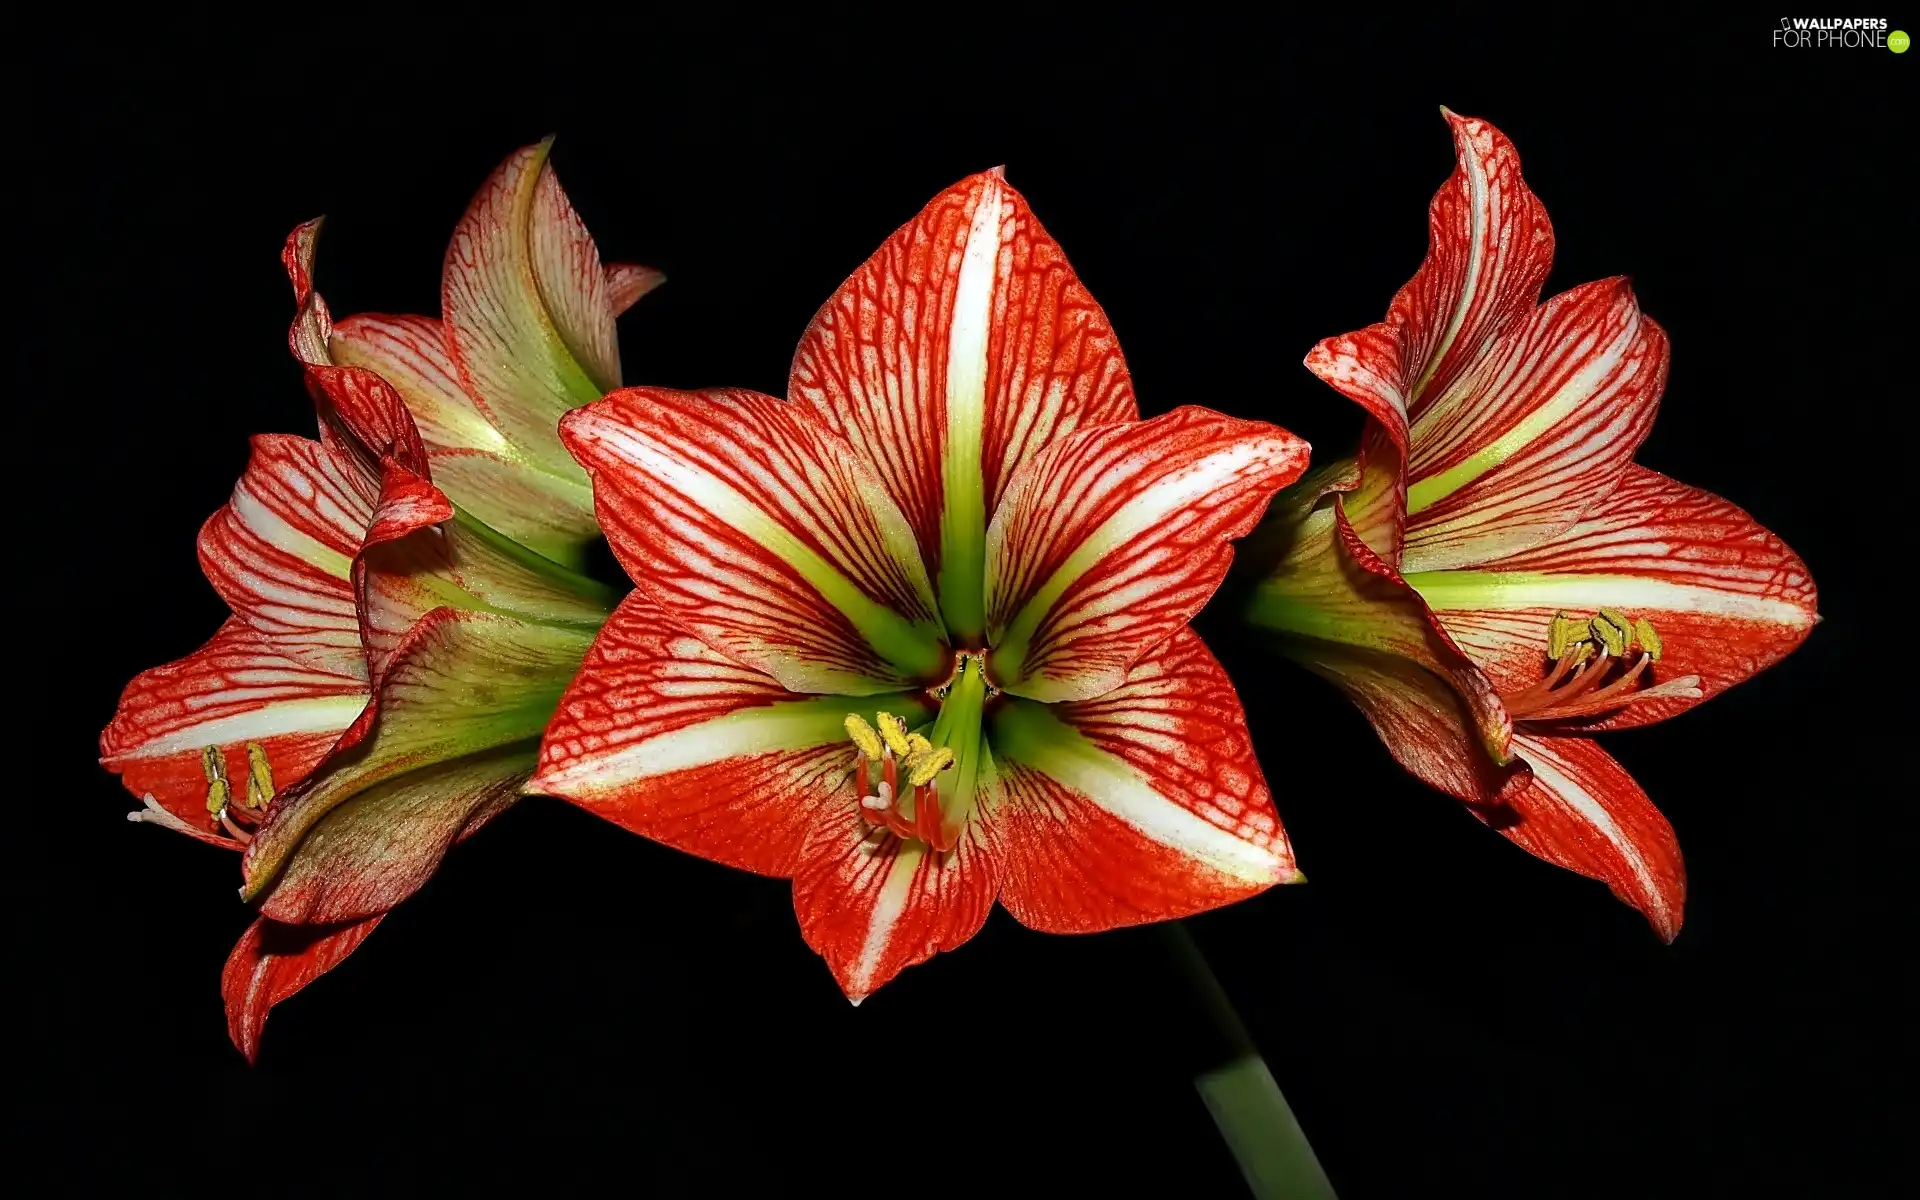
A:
[843,714,883,761]
[876,712,912,757]
[1547,611,1587,661]
[904,747,956,788]
[1589,613,1627,657]
[1596,608,1633,639]
[244,742,276,810]
[1632,617,1663,662]
[200,746,232,815]
[907,733,934,758]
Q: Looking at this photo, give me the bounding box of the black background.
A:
[20,12,1904,1197]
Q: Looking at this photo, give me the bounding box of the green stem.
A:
[1162,922,1337,1200]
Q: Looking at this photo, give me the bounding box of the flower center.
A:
[1502,608,1702,722]
[843,654,993,852]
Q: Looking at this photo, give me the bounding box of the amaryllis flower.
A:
[1245,112,1818,938]
[99,143,645,1057]
[533,170,1311,999]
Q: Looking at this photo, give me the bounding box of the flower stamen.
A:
[1504,610,1702,722]
[844,709,959,850]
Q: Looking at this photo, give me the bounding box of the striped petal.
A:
[241,610,594,913]
[1247,492,1515,771]
[790,169,1139,645]
[987,629,1298,931]
[534,594,934,877]
[792,811,997,1001]
[329,312,601,569]
[100,619,370,833]
[560,387,948,695]
[196,433,376,679]
[1409,465,1818,730]
[1400,279,1668,572]
[985,407,1309,703]
[442,141,622,475]
[1494,733,1685,941]
[222,915,384,1064]
[1302,109,1555,562]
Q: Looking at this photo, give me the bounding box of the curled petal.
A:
[1302,109,1556,563]
[222,915,383,1063]
[442,140,614,472]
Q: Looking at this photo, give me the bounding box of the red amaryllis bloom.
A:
[533,170,1311,999]
[100,143,644,1057]
[1246,111,1818,938]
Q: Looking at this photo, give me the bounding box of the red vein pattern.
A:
[442,142,598,469]
[101,620,369,828]
[1402,279,1668,572]
[562,387,944,692]
[986,406,1308,701]
[990,630,1296,930]
[530,162,621,393]
[792,817,997,1002]
[1431,465,1818,730]
[1303,111,1555,564]
[197,434,375,678]
[1495,733,1685,941]
[791,170,1138,575]
[535,594,922,876]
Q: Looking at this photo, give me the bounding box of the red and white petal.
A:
[1412,465,1818,730]
[283,219,334,367]
[240,610,595,904]
[792,815,997,1002]
[197,434,376,678]
[1400,280,1667,572]
[985,407,1309,703]
[1496,733,1686,941]
[100,619,369,831]
[532,593,935,878]
[986,628,1298,932]
[1302,111,1555,565]
[254,749,529,925]
[442,141,613,473]
[223,914,383,1063]
[329,314,507,457]
[604,262,664,316]
[561,387,949,694]
[1248,494,1516,770]
[789,169,1139,639]
[1396,110,1557,423]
